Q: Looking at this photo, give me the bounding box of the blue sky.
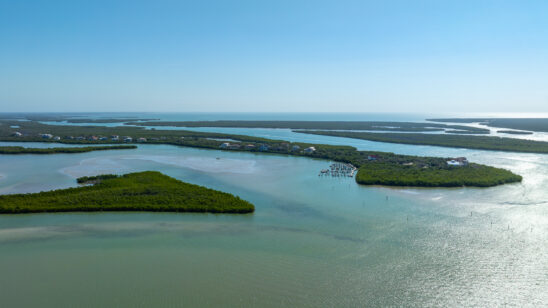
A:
[1,0,547,113]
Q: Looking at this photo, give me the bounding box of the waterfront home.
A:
[53,136,61,141]
[227,143,241,150]
[88,136,98,141]
[137,137,147,142]
[304,146,316,154]
[123,137,133,142]
[99,137,108,141]
[220,142,230,149]
[447,157,469,166]
[12,132,23,137]
[41,133,53,139]
[259,144,270,151]
[291,145,301,151]
[76,136,85,141]
[111,136,120,141]
[245,144,256,150]
[66,136,75,140]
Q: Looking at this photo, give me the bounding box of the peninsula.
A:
[296,130,548,154]
[428,118,548,133]
[0,171,254,214]
[0,145,136,154]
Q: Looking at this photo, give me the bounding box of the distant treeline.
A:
[297,130,548,154]
[429,118,548,133]
[124,120,489,134]
[0,171,254,214]
[497,130,533,135]
[0,113,156,123]
[63,118,158,123]
[0,145,136,154]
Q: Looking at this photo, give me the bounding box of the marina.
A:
[319,162,357,177]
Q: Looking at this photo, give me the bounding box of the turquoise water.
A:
[1,118,548,306]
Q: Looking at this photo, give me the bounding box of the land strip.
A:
[124,120,489,134]
[429,118,548,133]
[0,145,136,154]
[296,130,548,154]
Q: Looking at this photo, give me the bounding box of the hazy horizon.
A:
[2,0,548,113]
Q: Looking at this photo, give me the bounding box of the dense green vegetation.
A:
[355,158,521,187]
[497,130,533,135]
[0,119,280,144]
[0,145,136,154]
[429,118,548,132]
[77,174,119,184]
[309,149,522,187]
[0,119,523,187]
[62,118,158,123]
[297,130,548,154]
[0,171,254,214]
[124,120,489,133]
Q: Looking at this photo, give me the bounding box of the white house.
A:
[304,146,316,154]
[447,157,469,166]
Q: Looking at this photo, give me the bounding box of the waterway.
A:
[1,115,548,307]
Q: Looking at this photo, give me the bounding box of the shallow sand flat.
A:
[120,154,259,174]
[59,157,133,178]
[0,220,244,243]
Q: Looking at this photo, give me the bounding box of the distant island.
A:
[497,130,533,135]
[0,145,136,154]
[123,119,490,134]
[0,171,254,214]
[428,118,548,133]
[296,130,548,154]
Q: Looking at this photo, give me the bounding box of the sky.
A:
[1,0,547,113]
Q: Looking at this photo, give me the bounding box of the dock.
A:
[319,162,357,177]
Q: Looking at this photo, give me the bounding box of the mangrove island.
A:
[0,171,255,214]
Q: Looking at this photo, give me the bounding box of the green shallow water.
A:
[0,142,547,307]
